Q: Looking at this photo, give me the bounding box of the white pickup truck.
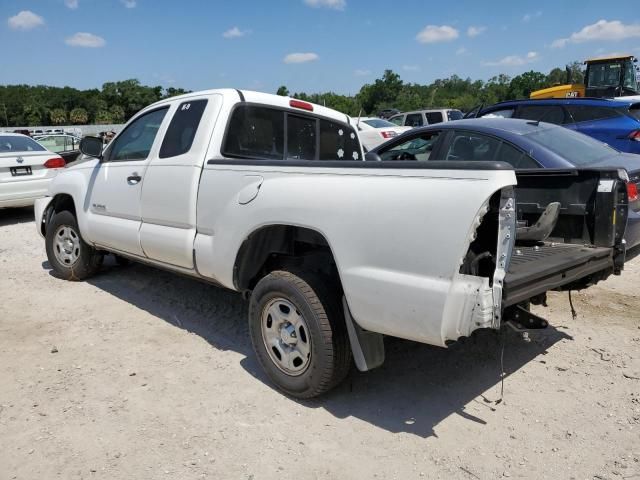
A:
[34,89,629,398]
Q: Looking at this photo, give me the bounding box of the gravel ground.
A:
[1,207,639,480]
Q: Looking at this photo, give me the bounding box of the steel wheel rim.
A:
[260,297,312,376]
[53,225,81,267]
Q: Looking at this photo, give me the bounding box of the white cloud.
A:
[65,0,79,9]
[416,25,459,44]
[483,51,539,67]
[283,52,319,64]
[354,69,371,76]
[523,11,542,23]
[552,19,640,48]
[7,10,44,30]
[456,47,467,55]
[467,26,486,37]
[303,0,345,10]
[65,32,106,48]
[121,0,136,7]
[402,65,420,71]
[222,26,249,39]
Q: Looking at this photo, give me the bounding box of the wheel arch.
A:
[41,193,77,237]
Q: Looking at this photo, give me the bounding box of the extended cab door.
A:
[86,107,170,256]
[139,94,223,269]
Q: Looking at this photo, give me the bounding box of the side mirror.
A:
[79,136,104,159]
[365,151,382,162]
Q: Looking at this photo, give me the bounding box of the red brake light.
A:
[628,182,639,202]
[629,130,640,142]
[380,131,398,138]
[289,99,313,112]
[44,157,66,169]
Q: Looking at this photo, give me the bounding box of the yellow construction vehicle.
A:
[531,55,640,100]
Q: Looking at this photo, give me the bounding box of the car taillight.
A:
[380,131,398,138]
[628,182,639,202]
[44,157,65,169]
[628,130,640,142]
[289,99,313,112]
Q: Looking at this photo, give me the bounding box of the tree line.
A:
[0,79,189,127]
[0,62,584,127]
[277,61,585,116]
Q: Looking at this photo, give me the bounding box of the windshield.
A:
[362,118,397,128]
[587,62,622,88]
[524,125,618,165]
[623,59,638,91]
[447,110,464,121]
[0,135,46,153]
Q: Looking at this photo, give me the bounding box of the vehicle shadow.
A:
[45,258,572,438]
[0,207,34,227]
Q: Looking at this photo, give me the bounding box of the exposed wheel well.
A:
[42,194,76,236]
[233,225,341,294]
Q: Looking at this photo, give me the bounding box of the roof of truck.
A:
[147,88,352,124]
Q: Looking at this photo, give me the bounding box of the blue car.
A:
[471,98,640,155]
[368,118,640,258]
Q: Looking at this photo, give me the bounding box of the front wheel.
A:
[45,210,102,281]
[248,270,351,398]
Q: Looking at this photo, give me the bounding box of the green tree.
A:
[508,71,547,99]
[276,86,289,96]
[94,110,113,125]
[109,105,125,123]
[49,108,67,125]
[69,108,88,124]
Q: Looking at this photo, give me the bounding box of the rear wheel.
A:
[248,270,351,398]
[46,210,102,281]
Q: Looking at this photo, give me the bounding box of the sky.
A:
[1,0,640,95]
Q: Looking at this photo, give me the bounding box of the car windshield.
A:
[362,118,397,128]
[0,135,46,153]
[524,125,619,165]
[588,62,622,88]
[447,110,464,121]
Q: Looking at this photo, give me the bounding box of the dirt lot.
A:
[1,207,639,480]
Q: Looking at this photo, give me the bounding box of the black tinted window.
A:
[498,142,539,169]
[223,106,284,160]
[108,107,168,161]
[319,120,361,160]
[566,105,619,123]
[287,115,316,160]
[426,112,443,124]
[447,110,464,121]
[159,100,207,158]
[405,113,424,127]
[443,132,501,161]
[516,105,568,125]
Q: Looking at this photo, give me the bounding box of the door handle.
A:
[127,173,141,185]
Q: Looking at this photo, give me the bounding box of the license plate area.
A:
[10,166,32,176]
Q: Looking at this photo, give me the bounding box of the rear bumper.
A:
[0,177,53,209]
[503,243,615,307]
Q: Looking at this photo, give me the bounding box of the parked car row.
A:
[24,88,635,399]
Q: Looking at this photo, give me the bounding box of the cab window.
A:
[404,113,424,127]
[107,107,169,161]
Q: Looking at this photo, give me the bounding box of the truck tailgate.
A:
[503,243,613,306]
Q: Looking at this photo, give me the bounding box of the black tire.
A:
[45,210,102,281]
[248,270,352,398]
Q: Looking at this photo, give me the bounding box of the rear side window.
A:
[319,119,361,160]
[159,100,207,158]
[498,142,539,169]
[223,106,284,160]
[223,105,360,161]
[405,113,424,127]
[516,105,568,125]
[566,105,620,123]
[426,112,443,124]
[443,131,501,161]
[287,115,316,160]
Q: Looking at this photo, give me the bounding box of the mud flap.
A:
[343,297,385,372]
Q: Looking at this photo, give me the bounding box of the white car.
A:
[0,133,66,208]
[351,117,411,150]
